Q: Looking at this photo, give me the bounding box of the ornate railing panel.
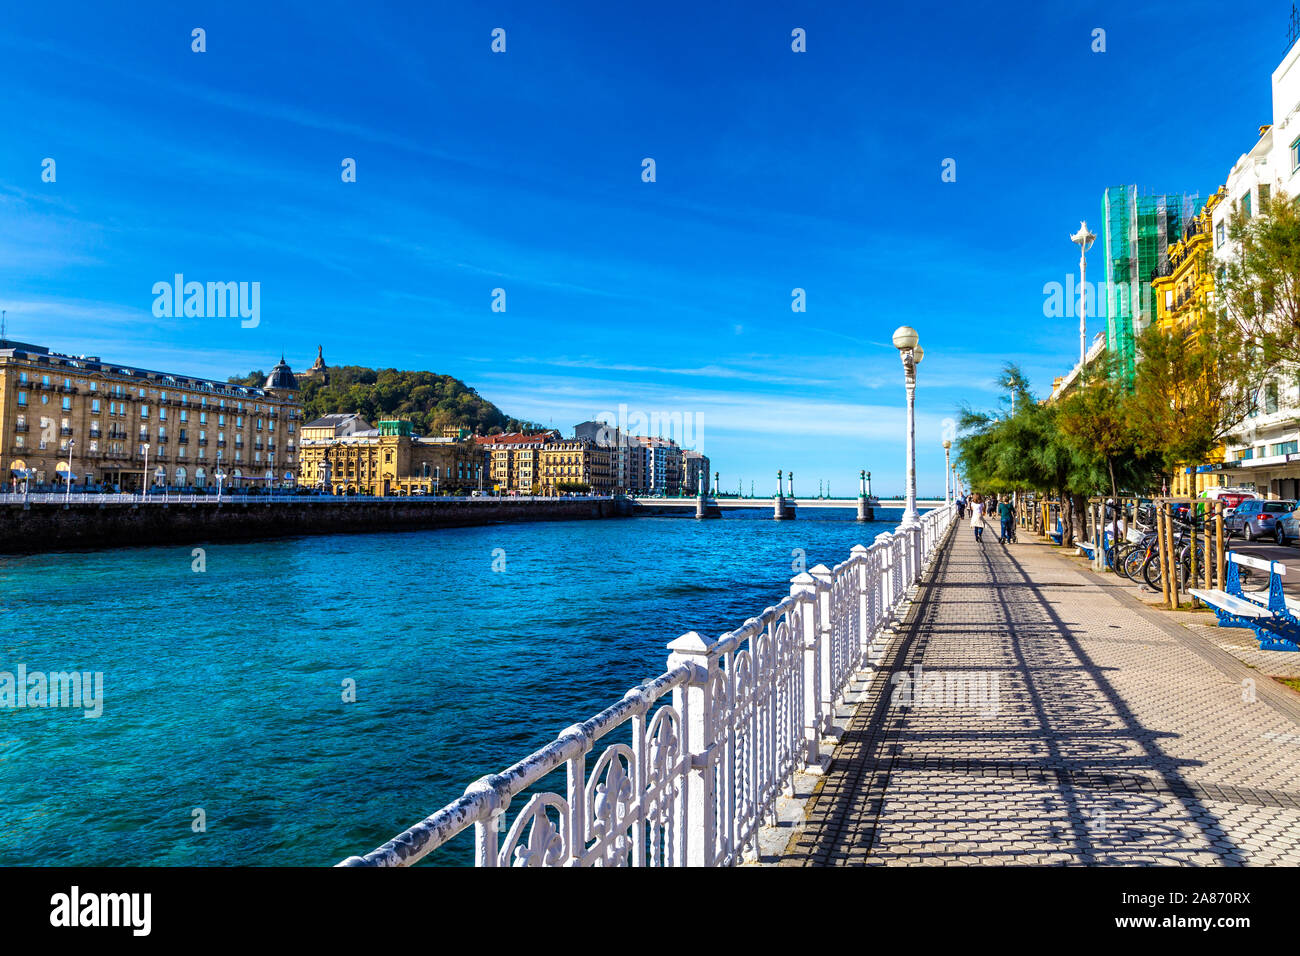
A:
[339,504,956,867]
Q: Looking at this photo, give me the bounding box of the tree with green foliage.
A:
[1128,312,1260,476]
[229,365,542,436]
[1218,190,1300,362]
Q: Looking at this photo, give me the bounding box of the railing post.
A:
[789,573,826,772]
[808,564,835,721]
[667,631,719,867]
[909,525,922,584]
[850,544,872,667]
[875,532,894,616]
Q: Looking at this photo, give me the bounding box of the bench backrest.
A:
[1228,551,1287,576]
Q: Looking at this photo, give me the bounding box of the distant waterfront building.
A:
[301,412,372,442]
[299,417,486,495]
[682,449,711,495]
[538,439,613,495]
[475,431,559,493]
[0,339,301,491]
[644,436,684,495]
[1047,332,1107,405]
[1101,185,1202,384]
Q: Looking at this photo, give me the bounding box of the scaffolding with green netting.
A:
[1101,185,1202,384]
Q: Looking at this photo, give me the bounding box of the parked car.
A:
[1274,505,1300,545]
[1225,498,1297,541]
[1201,487,1257,519]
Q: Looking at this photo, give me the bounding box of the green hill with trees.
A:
[229,366,539,436]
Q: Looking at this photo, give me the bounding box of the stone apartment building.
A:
[0,339,302,491]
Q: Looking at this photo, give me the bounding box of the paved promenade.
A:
[782,521,1300,865]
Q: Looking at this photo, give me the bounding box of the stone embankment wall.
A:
[0,498,628,553]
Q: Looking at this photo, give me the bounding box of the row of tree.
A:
[956,193,1300,543]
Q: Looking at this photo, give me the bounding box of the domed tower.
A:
[264,355,299,395]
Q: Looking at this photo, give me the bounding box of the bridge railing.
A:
[338,503,956,868]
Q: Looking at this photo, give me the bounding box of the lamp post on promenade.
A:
[215,469,226,500]
[64,439,76,504]
[142,442,150,498]
[893,326,923,529]
[943,439,952,506]
[1070,221,1096,369]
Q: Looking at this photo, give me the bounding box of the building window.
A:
[1292,136,1300,172]
[1260,183,1271,209]
[1242,192,1252,219]
[1266,382,1279,414]
[17,391,27,407]
[1216,222,1225,248]
[1273,440,1298,456]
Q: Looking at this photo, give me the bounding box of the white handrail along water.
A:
[338,504,956,867]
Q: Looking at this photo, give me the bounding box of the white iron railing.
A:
[338,504,956,868]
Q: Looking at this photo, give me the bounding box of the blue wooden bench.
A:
[1189,551,1300,651]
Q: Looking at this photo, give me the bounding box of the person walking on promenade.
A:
[970,493,985,543]
[956,493,966,520]
[998,496,1016,543]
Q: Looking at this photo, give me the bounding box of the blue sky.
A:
[0,1,1291,495]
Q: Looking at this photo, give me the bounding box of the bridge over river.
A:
[628,496,945,510]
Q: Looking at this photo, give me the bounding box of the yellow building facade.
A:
[475,432,558,494]
[0,340,302,491]
[1151,188,1228,498]
[538,440,613,495]
[298,419,487,495]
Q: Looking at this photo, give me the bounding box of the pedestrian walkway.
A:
[781,521,1300,865]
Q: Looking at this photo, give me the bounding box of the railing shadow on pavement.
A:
[789,533,1240,865]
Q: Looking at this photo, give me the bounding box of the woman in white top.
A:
[970,495,985,543]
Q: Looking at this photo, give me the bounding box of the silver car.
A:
[1227,498,1297,542]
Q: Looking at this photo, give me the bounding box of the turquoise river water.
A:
[0,507,907,866]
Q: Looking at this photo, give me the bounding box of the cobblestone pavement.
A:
[781,523,1300,866]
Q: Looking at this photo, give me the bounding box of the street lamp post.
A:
[893,326,923,529]
[215,469,226,500]
[142,442,150,498]
[64,439,76,504]
[943,439,952,506]
[1070,221,1097,370]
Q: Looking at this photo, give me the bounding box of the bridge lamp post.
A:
[893,326,922,529]
[789,472,794,498]
[943,439,952,506]
[776,469,783,499]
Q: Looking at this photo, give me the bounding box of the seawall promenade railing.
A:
[0,492,609,506]
[339,503,956,868]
